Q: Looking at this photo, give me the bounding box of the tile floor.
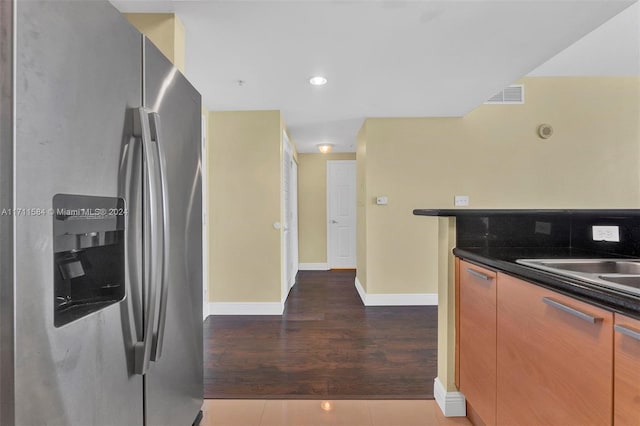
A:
[201,399,471,426]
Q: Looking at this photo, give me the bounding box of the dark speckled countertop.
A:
[454,247,640,319]
[413,209,640,217]
[411,208,640,318]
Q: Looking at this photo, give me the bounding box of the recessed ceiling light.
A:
[317,143,334,154]
[309,76,327,86]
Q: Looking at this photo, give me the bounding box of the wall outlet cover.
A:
[592,225,620,242]
[535,221,552,235]
[454,195,469,207]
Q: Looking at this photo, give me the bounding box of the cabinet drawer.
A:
[459,260,497,425]
[614,313,640,426]
[497,273,613,426]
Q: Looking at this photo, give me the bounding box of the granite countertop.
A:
[454,246,640,319]
[414,209,640,217]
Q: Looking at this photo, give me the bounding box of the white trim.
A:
[355,276,367,305]
[434,377,466,417]
[354,278,438,306]
[281,281,295,304]
[208,302,284,316]
[299,262,329,271]
[203,302,209,321]
[290,158,299,291]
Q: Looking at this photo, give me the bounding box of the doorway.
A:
[282,132,298,299]
[326,160,356,269]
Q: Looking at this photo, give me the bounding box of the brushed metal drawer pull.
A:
[542,297,602,324]
[614,324,640,341]
[466,268,493,281]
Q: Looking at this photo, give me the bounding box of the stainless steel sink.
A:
[599,275,640,290]
[520,259,640,275]
[517,258,640,296]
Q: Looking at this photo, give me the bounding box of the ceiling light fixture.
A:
[317,143,334,154]
[309,76,327,86]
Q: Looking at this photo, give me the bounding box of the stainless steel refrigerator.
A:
[0,1,204,425]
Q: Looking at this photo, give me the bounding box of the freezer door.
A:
[14,2,144,425]
[143,39,204,426]
[0,1,14,425]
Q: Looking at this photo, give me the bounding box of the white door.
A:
[290,159,298,290]
[327,160,357,268]
[282,133,298,299]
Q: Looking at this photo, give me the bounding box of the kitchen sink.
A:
[519,259,640,275]
[599,275,640,290]
[517,258,640,296]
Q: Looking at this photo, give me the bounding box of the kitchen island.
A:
[414,209,640,425]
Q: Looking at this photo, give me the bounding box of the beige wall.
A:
[124,13,186,72]
[359,76,640,393]
[208,110,282,302]
[359,76,640,296]
[298,153,356,264]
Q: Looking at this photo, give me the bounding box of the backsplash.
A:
[456,212,640,257]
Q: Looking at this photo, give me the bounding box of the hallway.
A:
[204,270,437,399]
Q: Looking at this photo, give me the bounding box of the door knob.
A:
[330,220,338,224]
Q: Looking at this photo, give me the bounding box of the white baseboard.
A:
[355,276,367,305]
[299,262,329,271]
[203,302,209,321]
[354,277,438,306]
[433,377,466,417]
[208,302,284,315]
[281,281,296,304]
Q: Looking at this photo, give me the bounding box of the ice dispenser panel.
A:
[53,194,126,327]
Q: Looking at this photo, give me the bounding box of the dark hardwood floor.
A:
[204,270,437,399]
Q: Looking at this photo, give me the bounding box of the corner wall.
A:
[208,110,282,304]
[124,13,186,72]
[356,126,368,290]
[361,76,640,296]
[359,76,640,397]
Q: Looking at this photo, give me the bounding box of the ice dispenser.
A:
[53,194,126,327]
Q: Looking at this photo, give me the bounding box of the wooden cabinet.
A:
[614,313,640,426]
[458,259,497,425]
[496,273,613,426]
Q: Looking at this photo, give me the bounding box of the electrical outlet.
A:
[592,225,620,242]
[535,221,552,235]
[454,195,469,207]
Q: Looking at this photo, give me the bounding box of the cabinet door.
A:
[614,313,640,426]
[459,259,497,425]
[497,273,613,426]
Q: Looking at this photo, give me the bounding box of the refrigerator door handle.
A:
[149,112,170,362]
[121,134,143,358]
[132,107,162,375]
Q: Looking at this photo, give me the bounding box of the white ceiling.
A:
[111,0,638,153]
[529,1,639,76]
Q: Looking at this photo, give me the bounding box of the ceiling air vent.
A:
[484,84,524,104]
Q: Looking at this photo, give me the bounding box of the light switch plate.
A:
[376,196,388,205]
[454,195,469,207]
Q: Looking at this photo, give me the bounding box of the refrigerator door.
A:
[0,1,14,425]
[14,2,144,425]
[143,39,204,426]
